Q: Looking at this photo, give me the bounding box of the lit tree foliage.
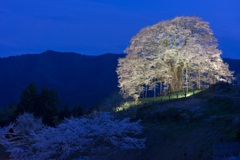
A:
[117,16,233,100]
[0,113,44,159]
[0,113,145,160]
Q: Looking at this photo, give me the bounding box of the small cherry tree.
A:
[0,112,145,160]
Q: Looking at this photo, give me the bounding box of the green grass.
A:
[140,89,202,102]
[115,89,202,112]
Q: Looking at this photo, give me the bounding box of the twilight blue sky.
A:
[0,0,240,59]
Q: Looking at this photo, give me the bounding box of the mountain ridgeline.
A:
[0,51,239,109]
[0,50,124,109]
[223,58,240,76]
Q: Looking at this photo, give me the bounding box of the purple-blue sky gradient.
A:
[0,0,240,59]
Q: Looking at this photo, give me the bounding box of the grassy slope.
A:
[115,84,240,160]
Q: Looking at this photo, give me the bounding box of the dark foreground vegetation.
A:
[0,83,84,127]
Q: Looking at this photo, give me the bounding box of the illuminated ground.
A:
[115,89,202,112]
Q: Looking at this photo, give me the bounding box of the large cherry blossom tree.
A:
[117,16,233,100]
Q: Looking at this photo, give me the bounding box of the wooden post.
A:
[184,91,187,98]
[176,93,178,99]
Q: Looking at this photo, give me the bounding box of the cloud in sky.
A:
[0,0,240,58]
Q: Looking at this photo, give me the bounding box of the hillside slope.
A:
[114,84,240,160]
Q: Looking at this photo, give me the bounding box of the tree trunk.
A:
[142,85,144,98]
[159,82,162,96]
[197,69,201,89]
[185,67,189,93]
[170,66,183,92]
[145,84,148,98]
[154,83,156,98]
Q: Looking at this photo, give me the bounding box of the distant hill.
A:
[223,58,240,75]
[0,51,239,109]
[0,50,125,108]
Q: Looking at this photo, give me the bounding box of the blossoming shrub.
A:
[0,112,145,160]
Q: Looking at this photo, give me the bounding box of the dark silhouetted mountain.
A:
[0,50,125,109]
[0,51,239,109]
[223,58,240,75]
